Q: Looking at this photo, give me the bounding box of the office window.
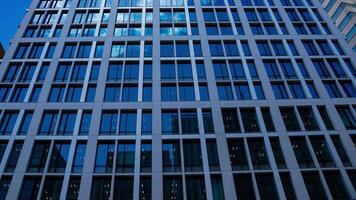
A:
[222,109,241,133]
[261,108,275,132]
[272,83,288,99]
[90,178,111,200]
[119,111,136,135]
[177,63,193,80]
[108,63,123,81]
[62,44,77,58]
[48,142,70,173]
[248,138,270,169]
[213,62,229,80]
[179,85,195,101]
[78,112,91,135]
[38,175,62,198]
[206,140,219,171]
[255,174,278,200]
[18,177,41,200]
[217,84,234,100]
[0,176,12,200]
[72,143,86,173]
[199,84,209,101]
[140,142,152,172]
[116,142,135,173]
[317,106,334,130]
[302,172,327,199]
[5,141,23,172]
[183,141,202,172]
[162,111,179,135]
[186,176,206,200]
[57,112,76,135]
[331,135,351,167]
[100,111,118,135]
[234,174,256,200]
[240,108,260,132]
[202,110,214,133]
[28,44,45,59]
[224,41,239,56]
[176,42,190,57]
[270,137,286,169]
[105,85,121,102]
[27,141,50,173]
[309,136,335,167]
[234,83,251,100]
[295,107,318,130]
[38,111,59,135]
[340,81,356,97]
[181,111,198,134]
[10,86,28,102]
[279,173,297,200]
[280,107,301,131]
[122,85,138,102]
[139,177,151,200]
[124,63,139,81]
[336,106,356,129]
[0,111,19,135]
[162,141,181,172]
[163,176,183,200]
[209,42,224,56]
[227,139,248,170]
[141,111,152,135]
[324,171,350,199]
[290,137,315,168]
[0,142,7,164]
[66,177,81,200]
[229,61,245,80]
[95,143,114,173]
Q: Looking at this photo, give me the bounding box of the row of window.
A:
[5,169,353,200]
[0,135,354,176]
[0,104,354,137]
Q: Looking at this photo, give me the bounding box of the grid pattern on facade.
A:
[0,0,355,199]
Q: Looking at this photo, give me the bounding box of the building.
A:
[0,0,355,199]
[319,0,356,52]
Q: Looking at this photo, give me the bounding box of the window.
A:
[108,63,123,81]
[186,176,206,200]
[270,137,286,169]
[272,83,288,99]
[179,85,195,101]
[48,142,70,172]
[72,142,86,173]
[0,111,19,135]
[113,177,134,200]
[290,137,314,168]
[18,177,41,200]
[336,106,356,129]
[317,106,334,130]
[162,111,179,135]
[234,83,251,100]
[124,63,139,81]
[100,111,118,135]
[280,173,297,200]
[213,62,229,80]
[248,138,269,169]
[79,112,91,135]
[180,111,198,134]
[122,85,138,102]
[255,174,278,200]
[119,111,137,135]
[261,108,275,132]
[227,139,248,170]
[66,177,81,200]
[163,176,183,200]
[162,141,181,172]
[217,84,234,100]
[62,44,77,58]
[309,136,335,167]
[297,107,319,130]
[95,143,114,173]
[141,111,152,135]
[221,109,241,133]
[27,142,50,173]
[116,142,135,173]
[105,85,121,102]
[57,112,76,135]
[90,178,111,200]
[280,107,300,131]
[5,141,23,172]
[324,171,350,199]
[240,108,260,132]
[202,110,214,133]
[38,111,59,135]
[206,140,219,171]
[141,142,152,172]
[330,135,351,167]
[0,176,12,200]
[234,174,256,200]
[209,42,224,56]
[302,172,327,199]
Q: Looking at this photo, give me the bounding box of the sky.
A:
[0,0,31,50]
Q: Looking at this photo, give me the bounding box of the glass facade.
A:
[0,0,355,199]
